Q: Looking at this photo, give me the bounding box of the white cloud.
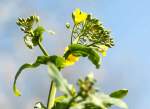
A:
[0,0,21,24]
[0,0,23,38]
[0,53,17,84]
[0,93,12,109]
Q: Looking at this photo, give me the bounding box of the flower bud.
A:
[66,22,70,29]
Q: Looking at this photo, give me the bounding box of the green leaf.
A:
[13,56,66,96]
[64,44,101,68]
[53,102,68,109]
[86,93,128,109]
[13,63,39,96]
[53,96,69,109]
[110,89,128,99]
[13,57,44,96]
[83,103,101,109]
[48,63,71,95]
[55,96,67,103]
[49,56,66,70]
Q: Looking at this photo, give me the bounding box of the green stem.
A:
[87,42,99,47]
[71,25,75,44]
[38,41,49,56]
[47,81,57,109]
[38,41,56,109]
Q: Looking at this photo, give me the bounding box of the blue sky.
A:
[0,0,150,109]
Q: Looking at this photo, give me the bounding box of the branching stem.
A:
[38,41,56,109]
[71,25,75,44]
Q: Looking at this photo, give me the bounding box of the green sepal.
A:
[64,44,101,68]
[23,26,45,49]
[32,26,45,46]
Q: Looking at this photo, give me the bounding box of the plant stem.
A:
[76,22,86,44]
[38,42,49,56]
[87,42,100,47]
[47,81,57,109]
[38,41,56,109]
[71,25,75,44]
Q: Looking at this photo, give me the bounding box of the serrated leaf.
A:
[64,44,100,68]
[110,89,128,99]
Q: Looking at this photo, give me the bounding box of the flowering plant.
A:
[13,8,128,109]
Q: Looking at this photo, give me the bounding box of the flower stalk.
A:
[47,81,57,109]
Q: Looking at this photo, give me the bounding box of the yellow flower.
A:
[72,8,88,24]
[99,45,108,56]
[65,54,79,66]
[64,47,79,66]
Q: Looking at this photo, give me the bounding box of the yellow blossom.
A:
[65,54,79,66]
[73,8,88,24]
[99,45,108,56]
[64,47,79,66]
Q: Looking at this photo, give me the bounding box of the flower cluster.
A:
[13,8,128,109]
[64,8,114,66]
